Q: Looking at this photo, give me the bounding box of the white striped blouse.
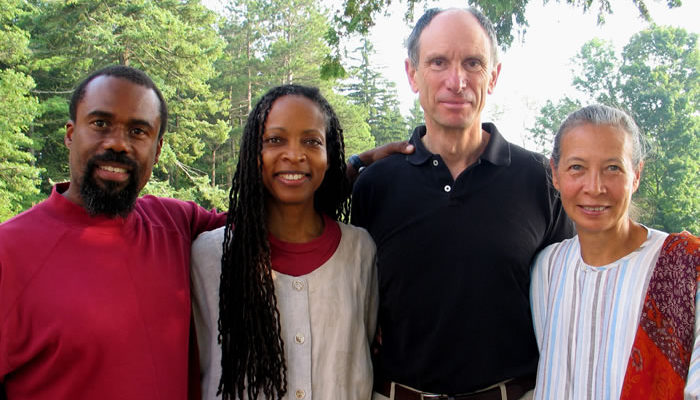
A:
[531,228,700,399]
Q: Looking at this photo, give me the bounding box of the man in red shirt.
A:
[0,66,225,400]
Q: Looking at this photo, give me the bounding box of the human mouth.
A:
[579,205,609,215]
[94,163,131,183]
[99,165,128,174]
[277,172,308,182]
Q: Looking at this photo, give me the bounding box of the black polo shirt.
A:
[352,123,574,394]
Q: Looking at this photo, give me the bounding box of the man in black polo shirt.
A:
[351,7,574,400]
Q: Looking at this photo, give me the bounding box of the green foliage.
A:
[2,0,414,220]
[528,97,581,156]
[405,98,424,130]
[0,1,43,222]
[618,26,699,234]
[342,38,409,146]
[0,69,43,222]
[323,89,376,156]
[531,25,699,234]
[572,39,620,106]
[333,0,677,52]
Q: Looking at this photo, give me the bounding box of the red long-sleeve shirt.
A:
[0,183,225,400]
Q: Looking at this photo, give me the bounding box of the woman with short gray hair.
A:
[530,104,700,399]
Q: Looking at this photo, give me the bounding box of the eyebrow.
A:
[264,126,325,135]
[565,156,625,163]
[86,110,155,130]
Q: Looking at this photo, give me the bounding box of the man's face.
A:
[406,10,501,133]
[64,75,163,217]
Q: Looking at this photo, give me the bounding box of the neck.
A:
[61,181,84,207]
[577,219,648,266]
[422,121,489,179]
[266,200,324,243]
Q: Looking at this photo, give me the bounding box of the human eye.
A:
[263,135,282,145]
[91,120,108,129]
[303,136,324,147]
[464,59,484,72]
[606,164,622,172]
[428,57,446,70]
[568,164,583,172]
[130,127,147,136]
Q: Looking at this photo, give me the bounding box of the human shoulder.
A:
[135,195,225,234]
[0,200,46,233]
[509,141,549,170]
[192,226,226,259]
[136,194,200,215]
[533,236,580,271]
[361,152,408,177]
[337,221,374,247]
[0,198,56,253]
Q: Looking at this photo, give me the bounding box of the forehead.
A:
[266,95,326,131]
[77,76,161,125]
[561,123,633,157]
[418,10,491,60]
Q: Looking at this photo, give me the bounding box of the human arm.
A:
[190,228,226,399]
[683,234,700,399]
[346,141,414,184]
[189,203,227,236]
[365,248,379,345]
[530,248,552,351]
[685,294,700,399]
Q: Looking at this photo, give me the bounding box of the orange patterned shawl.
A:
[620,231,700,400]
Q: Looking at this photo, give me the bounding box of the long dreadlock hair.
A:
[218,84,351,399]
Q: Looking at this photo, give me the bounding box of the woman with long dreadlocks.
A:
[191,84,378,400]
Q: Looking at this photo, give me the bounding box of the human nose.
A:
[282,142,306,162]
[102,126,129,153]
[445,65,467,93]
[583,171,605,195]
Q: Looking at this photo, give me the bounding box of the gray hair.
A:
[551,104,647,168]
[406,7,499,68]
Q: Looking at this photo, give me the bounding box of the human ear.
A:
[65,120,75,148]
[405,58,419,93]
[550,158,560,191]
[487,63,501,94]
[632,161,644,192]
[154,136,164,164]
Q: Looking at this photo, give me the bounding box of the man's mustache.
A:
[87,150,138,171]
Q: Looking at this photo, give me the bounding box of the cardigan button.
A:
[295,333,305,344]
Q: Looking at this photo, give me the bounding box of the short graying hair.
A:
[406,7,499,68]
[551,104,647,168]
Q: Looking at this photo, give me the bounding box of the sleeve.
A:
[190,229,225,400]
[0,260,7,384]
[530,246,552,351]
[189,202,227,237]
[351,173,371,230]
[365,239,379,344]
[684,250,700,399]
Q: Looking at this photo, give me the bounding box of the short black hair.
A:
[69,65,168,138]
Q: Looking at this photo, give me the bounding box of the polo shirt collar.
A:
[407,123,511,167]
